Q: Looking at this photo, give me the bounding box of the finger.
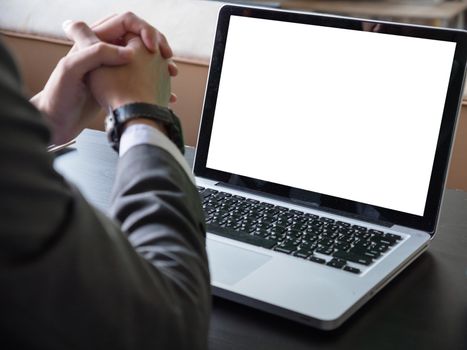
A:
[61,42,133,79]
[92,12,155,50]
[170,93,177,103]
[91,14,123,46]
[168,61,178,77]
[156,32,173,59]
[91,13,118,28]
[63,20,100,49]
[92,12,173,56]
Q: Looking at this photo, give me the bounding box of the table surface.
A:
[55,129,467,350]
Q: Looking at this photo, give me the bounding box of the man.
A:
[0,13,210,349]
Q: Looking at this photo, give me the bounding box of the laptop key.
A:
[343,266,361,274]
[282,237,300,246]
[364,250,381,259]
[315,246,334,256]
[302,231,320,240]
[349,247,381,260]
[286,229,302,240]
[294,243,317,258]
[370,236,398,246]
[334,242,351,251]
[268,224,286,234]
[268,233,287,242]
[305,226,323,235]
[207,223,276,249]
[341,235,357,244]
[294,250,312,259]
[260,216,277,225]
[319,217,335,224]
[310,220,324,228]
[384,233,402,241]
[253,230,270,239]
[317,237,334,247]
[352,225,367,232]
[268,234,286,243]
[374,244,390,253]
[223,221,238,229]
[327,258,346,269]
[368,229,384,236]
[333,251,372,266]
[321,231,339,240]
[255,222,271,231]
[336,221,351,228]
[304,213,319,220]
[262,203,275,209]
[309,256,326,264]
[200,188,217,198]
[274,243,297,255]
[353,240,372,250]
[288,222,306,231]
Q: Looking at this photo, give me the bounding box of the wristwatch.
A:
[105,102,184,154]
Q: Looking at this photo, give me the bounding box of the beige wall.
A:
[447,103,467,190]
[1,32,466,191]
[1,33,209,147]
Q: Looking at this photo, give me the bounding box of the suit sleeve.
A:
[0,42,210,349]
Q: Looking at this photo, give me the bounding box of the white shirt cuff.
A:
[119,124,195,183]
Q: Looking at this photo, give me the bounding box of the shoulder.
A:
[0,40,22,87]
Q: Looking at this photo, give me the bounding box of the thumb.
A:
[63,20,99,49]
[62,42,133,79]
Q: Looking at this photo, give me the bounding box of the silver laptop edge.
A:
[194,5,466,329]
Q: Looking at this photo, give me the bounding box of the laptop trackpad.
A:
[207,238,271,286]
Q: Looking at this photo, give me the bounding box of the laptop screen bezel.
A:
[194,5,467,234]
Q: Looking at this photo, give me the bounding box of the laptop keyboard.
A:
[198,187,402,274]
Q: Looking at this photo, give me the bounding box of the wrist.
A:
[108,97,168,111]
[106,102,184,154]
[30,92,67,144]
[123,117,167,134]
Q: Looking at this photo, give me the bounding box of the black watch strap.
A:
[106,102,184,154]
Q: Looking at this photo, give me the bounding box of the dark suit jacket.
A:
[0,42,210,349]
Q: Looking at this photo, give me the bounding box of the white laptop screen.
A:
[205,16,456,216]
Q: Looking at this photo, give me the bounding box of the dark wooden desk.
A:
[55,129,467,350]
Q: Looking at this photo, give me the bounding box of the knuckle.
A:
[122,11,136,20]
[149,27,159,39]
[58,56,72,72]
[149,26,158,35]
[69,20,87,32]
[92,42,107,55]
[56,56,79,80]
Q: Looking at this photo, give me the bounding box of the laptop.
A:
[193,5,467,329]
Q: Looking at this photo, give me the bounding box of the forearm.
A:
[111,141,209,306]
[0,113,210,348]
[0,41,210,347]
[29,88,101,145]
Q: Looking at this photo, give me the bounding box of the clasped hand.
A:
[31,12,177,144]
